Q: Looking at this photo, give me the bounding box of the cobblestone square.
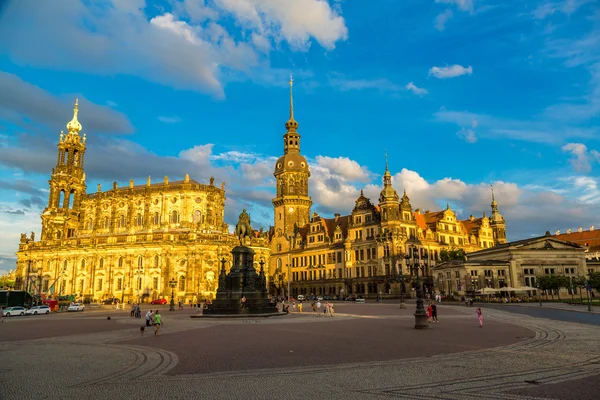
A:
[1,303,599,399]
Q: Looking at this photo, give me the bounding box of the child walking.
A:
[476,307,483,328]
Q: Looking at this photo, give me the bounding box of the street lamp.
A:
[398,272,406,309]
[537,283,542,307]
[169,278,177,311]
[405,246,428,329]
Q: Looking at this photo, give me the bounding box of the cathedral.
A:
[269,79,507,298]
[15,100,269,304]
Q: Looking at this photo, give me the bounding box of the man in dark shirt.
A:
[431,302,438,322]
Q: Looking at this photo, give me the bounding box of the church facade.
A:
[269,81,508,299]
[15,101,269,304]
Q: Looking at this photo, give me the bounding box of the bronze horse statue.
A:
[234,209,254,244]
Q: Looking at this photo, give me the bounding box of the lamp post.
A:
[169,278,177,311]
[398,272,406,309]
[405,246,428,329]
[585,279,592,312]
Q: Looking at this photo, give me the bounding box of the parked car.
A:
[67,303,85,312]
[150,298,167,305]
[2,306,26,316]
[25,305,51,315]
[297,295,305,301]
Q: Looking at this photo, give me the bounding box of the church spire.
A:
[383,149,392,186]
[285,76,298,133]
[490,184,498,212]
[66,98,82,135]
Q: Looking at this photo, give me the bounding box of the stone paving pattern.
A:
[1,303,599,399]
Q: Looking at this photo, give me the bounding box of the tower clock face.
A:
[288,207,295,213]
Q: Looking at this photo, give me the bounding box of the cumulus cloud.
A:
[435,9,453,31]
[562,142,600,173]
[0,0,348,96]
[429,64,473,79]
[314,156,371,182]
[405,82,428,96]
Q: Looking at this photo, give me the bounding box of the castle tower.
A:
[41,99,87,240]
[489,185,507,245]
[272,77,312,239]
[378,151,400,223]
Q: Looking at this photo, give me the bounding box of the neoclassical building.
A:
[15,100,269,303]
[269,80,508,298]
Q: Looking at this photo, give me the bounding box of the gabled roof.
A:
[554,229,600,250]
[469,233,584,256]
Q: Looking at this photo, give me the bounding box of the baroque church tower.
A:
[489,186,507,245]
[41,99,87,241]
[272,77,312,241]
[378,152,400,227]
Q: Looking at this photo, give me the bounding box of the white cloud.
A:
[405,82,429,96]
[532,0,593,19]
[329,74,402,92]
[213,0,348,51]
[157,116,182,123]
[434,109,597,144]
[429,64,473,78]
[435,9,453,31]
[435,0,475,13]
[0,0,348,96]
[314,156,371,182]
[562,142,600,173]
[457,128,477,143]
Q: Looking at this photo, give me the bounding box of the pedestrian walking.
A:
[431,302,438,322]
[298,301,303,313]
[476,307,483,327]
[316,301,322,316]
[311,301,316,313]
[145,310,152,327]
[154,310,162,335]
[426,304,433,323]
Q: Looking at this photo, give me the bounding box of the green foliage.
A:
[588,271,600,291]
[439,248,466,262]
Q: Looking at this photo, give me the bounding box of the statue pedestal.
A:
[199,245,283,317]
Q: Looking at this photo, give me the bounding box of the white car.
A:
[67,303,85,312]
[25,305,51,315]
[2,306,26,316]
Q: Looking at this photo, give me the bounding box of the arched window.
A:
[193,210,201,224]
[178,276,185,291]
[87,218,94,230]
[277,244,282,252]
[277,258,282,269]
[59,190,65,208]
[136,277,142,290]
[135,213,143,227]
[63,260,68,270]
[153,212,160,225]
[154,255,159,268]
[99,258,104,269]
[138,256,143,268]
[81,259,86,269]
[170,210,179,224]
[118,214,125,228]
[118,257,123,268]
[103,216,109,229]
[67,191,74,209]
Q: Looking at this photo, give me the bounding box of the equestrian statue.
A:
[234,209,254,245]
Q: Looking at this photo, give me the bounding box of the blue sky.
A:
[0,0,599,274]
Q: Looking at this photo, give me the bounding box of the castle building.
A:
[269,81,508,299]
[15,101,269,303]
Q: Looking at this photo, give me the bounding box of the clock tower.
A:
[272,77,312,242]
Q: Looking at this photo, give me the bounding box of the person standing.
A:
[316,300,322,317]
[145,310,152,327]
[431,302,438,322]
[154,310,162,335]
[476,308,483,328]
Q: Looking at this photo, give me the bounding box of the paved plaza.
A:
[1,302,599,399]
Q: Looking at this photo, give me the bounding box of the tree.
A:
[537,275,553,300]
[440,248,466,262]
[588,271,600,291]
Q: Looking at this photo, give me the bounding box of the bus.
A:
[0,290,34,308]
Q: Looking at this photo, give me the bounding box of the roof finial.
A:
[384,149,389,171]
[289,75,294,120]
[66,98,82,134]
[446,202,450,210]
[490,184,495,201]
